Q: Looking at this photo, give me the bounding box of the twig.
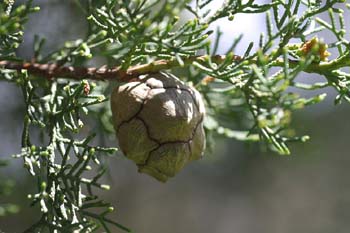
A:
[0,55,240,82]
[1,52,347,82]
[22,216,45,233]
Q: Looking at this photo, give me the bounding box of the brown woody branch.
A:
[1,53,343,82]
[0,55,242,82]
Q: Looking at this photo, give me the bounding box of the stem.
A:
[0,52,347,82]
[22,215,45,233]
[81,210,131,232]
[0,55,239,82]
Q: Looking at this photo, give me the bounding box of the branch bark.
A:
[0,55,241,82]
[0,52,347,82]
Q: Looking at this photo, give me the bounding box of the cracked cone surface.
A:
[111,72,206,182]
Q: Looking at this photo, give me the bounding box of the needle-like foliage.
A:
[0,0,349,231]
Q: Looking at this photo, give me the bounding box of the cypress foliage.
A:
[0,0,349,231]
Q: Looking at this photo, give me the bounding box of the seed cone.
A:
[111,72,205,182]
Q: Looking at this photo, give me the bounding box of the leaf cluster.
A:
[187,0,349,154]
[0,0,350,232]
[13,71,127,232]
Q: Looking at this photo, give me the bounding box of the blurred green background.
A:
[1,1,350,233]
